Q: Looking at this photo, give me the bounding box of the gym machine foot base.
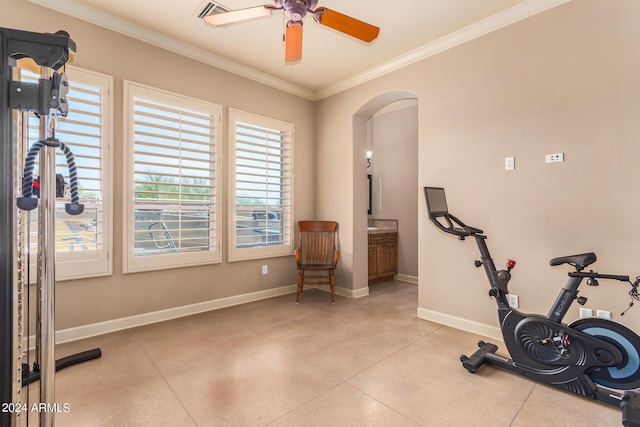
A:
[22,348,102,386]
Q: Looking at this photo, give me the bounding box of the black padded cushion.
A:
[549,252,597,269]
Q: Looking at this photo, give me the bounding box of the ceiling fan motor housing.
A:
[276,0,318,22]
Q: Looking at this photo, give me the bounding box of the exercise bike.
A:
[424,186,640,427]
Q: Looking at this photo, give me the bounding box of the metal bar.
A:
[38,67,57,427]
[547,276,582,323]
[568,271,630,282]
[1,29,16,427]
[13,84,27,427]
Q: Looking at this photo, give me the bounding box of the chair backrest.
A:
[297,221,338,266]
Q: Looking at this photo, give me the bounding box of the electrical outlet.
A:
[546,153,564,163]
[597,309,612,319]
[261,265,268,275]
[579,308,593,318]
[505,157,515,171]
[509,294,519,309]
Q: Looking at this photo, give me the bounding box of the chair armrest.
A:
[295,249,302,265]
[333,249,340,266]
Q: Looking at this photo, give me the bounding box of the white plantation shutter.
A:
[24,66,112,280]
[228,109,294,261]
[124,81,221,273]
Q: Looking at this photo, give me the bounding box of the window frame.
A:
[228,108,294,262]
[122,81,222,273]
[23,65,113,281]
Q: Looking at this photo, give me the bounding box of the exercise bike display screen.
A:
[424,187,449,217]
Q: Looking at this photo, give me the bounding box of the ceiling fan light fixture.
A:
[204,5,274,26]
[201,0,379,64]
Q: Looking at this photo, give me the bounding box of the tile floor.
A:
[36,280,620,426]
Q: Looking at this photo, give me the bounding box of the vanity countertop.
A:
[367,219,398,234]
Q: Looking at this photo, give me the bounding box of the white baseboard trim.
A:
[349,286,370,299]
[309,285,370,299]
[394,274,418,284]
[417,307,502,342]
[32,284,297,348]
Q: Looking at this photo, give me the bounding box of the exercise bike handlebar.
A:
[568,271,630,282]
[569,272,640,314]
[429,213,484,239]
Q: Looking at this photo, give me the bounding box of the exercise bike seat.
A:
[549,252,597,269]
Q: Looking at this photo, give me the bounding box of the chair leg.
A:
[297,271,303,303]
[330,273,335,304]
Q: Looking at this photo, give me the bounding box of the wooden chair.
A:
[295,221,340,303]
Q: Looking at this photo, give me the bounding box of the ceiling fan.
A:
[204,0,380,64]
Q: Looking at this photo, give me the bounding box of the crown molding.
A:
[28,0,570,101]
[27,0,317,100]
[317,0,571,99]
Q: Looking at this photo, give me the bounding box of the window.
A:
[23,66,112,280]
[228,109,294,262]
[123,81,221,273]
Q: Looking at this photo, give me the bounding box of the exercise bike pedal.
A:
[622,392,640,427]
[460,342,499,373]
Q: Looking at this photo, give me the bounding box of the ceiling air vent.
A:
[196,1,231,28]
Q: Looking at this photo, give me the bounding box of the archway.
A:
[352,90,419,293]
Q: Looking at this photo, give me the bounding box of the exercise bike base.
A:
[462,341,640,427]
[622,393,640,427]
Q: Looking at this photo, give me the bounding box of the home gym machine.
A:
[1,27,101,427]
[424,186,640,426]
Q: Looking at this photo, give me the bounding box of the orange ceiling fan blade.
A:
[315,8,379,43]
[204,5,275,26]
[285,21,303,64]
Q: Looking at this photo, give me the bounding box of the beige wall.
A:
[316,0,640,330]
[6,0,640,335]
[369,103,419,277]
[3,0,316,329]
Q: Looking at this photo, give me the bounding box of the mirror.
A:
[367,174,372,215]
